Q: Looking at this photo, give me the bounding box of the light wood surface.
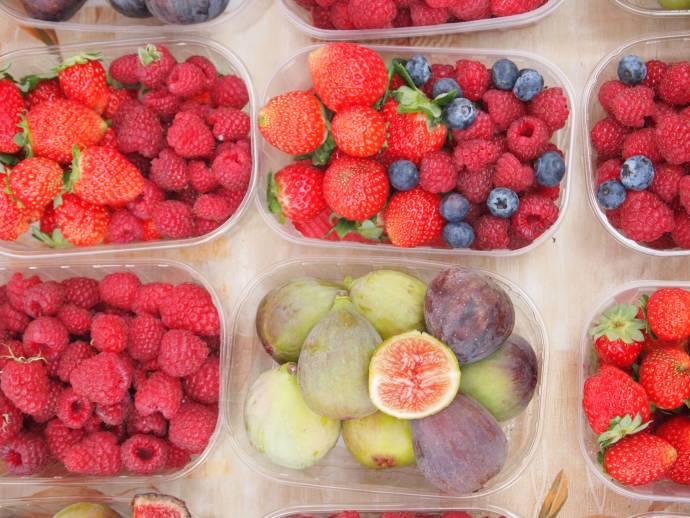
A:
[1,1,690,516]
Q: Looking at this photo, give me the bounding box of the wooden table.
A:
[1,0,690,516]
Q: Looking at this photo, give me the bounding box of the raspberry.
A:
[490,0,544,16]
[127,179,165,221]
[454,60,491,101]
[136,44,176,89]
[70,352,131,406]
[109,54,139,87]
[104,87,133,120]
[211,75,249,109]
[410,2,449,25]
[1,358,49,415]
[207,106,250,142]
[64,431,122,475]
[159,283,220,336]
[326,0,353,29]
[672,212,690,248]
[105,210,145,244]
[127,409,167,437]
[650,163,684,203]
[141,89,181,120]
[152,201,195,240]
[212,145,252,192]
[98,127,118,148]
[158,330,209,378]
[0,304,29,334]
[121,433,168,475]
[610,85,655,128]
[474,214,510,250]
[0,433,49,475]
[493,152,534,192]
[167,111,215,159]
[150,148,189,192]
[451,110,495,142]
[649,101,676,128]
[0,392,22,444]
[7,273,40,311]
[456,167,493,203]
[31,379,61,423]
[453,139,500,172]
[656,113,690,165]
[90,313,128,353]
[166,62,206,98]
[449,0,491,19]
[57,304,92,335]
[56,341,95,383]
[113,99,164,159]
[56,387,94,429]
[23,317,69,360]
[590,117,627,159]
[417,151,457,193]
[510,194,558,242]
[168,402,216,454]
[135,371,182,419]
[598,80,629,113]
[183,356,220,405]
[619,190,675,243]
[45,418,84,461]
[142,220,160,241]
[99,272,141,311]
[188,161,218,193]
[165,442,191,469]
[482,89,526,132]
[311,4,333,27]
[175,186,199,206]
[346,0,397,28]
[193,194,235,221]
[193,218,222,237]
[131,282,173,317]
[622,128,661,163]
[679,176,690,214]
[22,281,65,318]
[506,116,551,161]
[659,61,690,106]
[643,59,668,94]
[95,394,131,426]
[123,314,163,362]
[527,87,569,132]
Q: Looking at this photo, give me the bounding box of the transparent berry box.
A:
[582,32,690,256]
[0,259,228,485]
[0,36,257,259]
[612,0,690,16]
[226,256,548,499]
[264,505,520,518]
[579,280,690,503]
[258,44,575,257]
[278,0,565,40]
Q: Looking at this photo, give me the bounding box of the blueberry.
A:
[444,98,477,130]
[487,188,519,218]
[617,55,647,85]
[620,155,655,191]
[597,180,627,210]
[432,78,463,99]
[388,160,419,191]
[405,55,432,87]
[440,192,470,222]
[513,69,544,101]
[534,151,566,187]
[443,222,475,248]
[491,59,519,91]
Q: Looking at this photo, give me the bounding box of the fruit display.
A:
[237,261,543,496]
[260,43,572,253]
[0,263,222,479]
[614,0,690,13]
[0,40,253,255]
[266,507,517,518]
[580,284,690,495]
[281,512,509,518]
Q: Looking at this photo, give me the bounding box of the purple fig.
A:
[107,0,151,18]
[20,0,87,21]
[144,0,229,24]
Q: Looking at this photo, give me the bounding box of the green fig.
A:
[256,277,342,363]
[244,363,341,470]
[52,503,121,518]
[298,295,381,420]
[343,411,415,469]
[348,270,427,339]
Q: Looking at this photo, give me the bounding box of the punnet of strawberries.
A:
[591,54,690,250]
[582,287,690,488]
[0,43,252,249]
[294,0,548,31]
[289,512,504,518]
[260,43,570,250]
[0,270,221,476]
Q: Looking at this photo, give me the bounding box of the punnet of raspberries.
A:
[260,43,570,250]
[0,43,252,249]
[294,0,548,31]
[0,270,221,476]
[287,512,486,518]
[591,54,690,250]
[583,287,690,488]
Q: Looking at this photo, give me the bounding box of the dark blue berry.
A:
[597,180,627,210]
[388,160,419,191]
[443,222,475,248]
[440,192,470,222]
[617,55,647,85]
[491,59,519,91]
[444,98,477,131]
[487,188,519,218]
[405,55,432,87]
[534,151,566,187]
[513,69,544,101]
[620,155,655,191]
[432,78,463,99]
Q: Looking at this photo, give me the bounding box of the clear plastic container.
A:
[0,258,228,486]
[582,31,690,257]
[226,257,548,499]
[264,504,520,518]
[578,280,690,503]
[629,514,690,518]
[258,45,575,257]
[612,0,690,17]
[0,36,258,259]
[278,0,565,40]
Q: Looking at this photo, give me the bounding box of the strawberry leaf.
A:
[331,217,383,241]
[393,61,418,91]
[310,133,336,166]
[138,44,161,66]
[0,154,18,166]
[31,227,70,248]
[375,58,405,110]
[55,52,102,73]
[432,89,458,107]
[266,172,285,224]
[597,413,650,449]
[589,303,646,344]
[18,72,56,93]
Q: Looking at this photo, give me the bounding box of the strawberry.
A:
[382,99,447,164]
[67,146,145,206]
[590,304,645,368]
[639,348,690,409]
[49,194,110,247]
[0,191,31,241]
[6,157,63,210]
[0,75,25,154]
[323,156,389,221]
[56,53,110,114]
[308,43,388,112]
[258,91,327,156]
[268,163,327,223]
[603,432,676,486]
[656,415,690,484]
[384,189,444,247]
[330,105,386,158]
[646,288,690,342]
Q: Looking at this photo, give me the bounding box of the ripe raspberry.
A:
[659,61,690,106]
[152,201,194,240]
[142,89,181,119]
[121,433,168,475]
[672,212,690,248]
[136,44,176,89]
[126,179,165,221]
[451,110,495,142]
[453,139,500,172]
[511,194,559,242]
[31,379,62,423]
[188,161,218,193]
[207,106,250,142]
[0,433,49,475]
[183,356,220,405]
[656,113,690,165]
[57,304,92,335]
[490,0,544,16]
[193,194,235,221]
[124,314,163,362]
[346,0,397,28]
[105,210,145,244]
[109,54,139,87]
[449,0,491,19]
[127,409,167,438]
[193,218,222,237]
[60,277,99,310]
[456,167,493,203]
[166,62,206,98]
[159,283,220,336]
[135,371,182,420]
[326,0,353,29]
[22,281,65,318]
[679,176,690,214]
[527,87,569,132]
[150,148,189,192]
[168,402,216,454]
[212,145,252,192]
[418,151,457,193]
[70,352,131,406]
[591,117,627,159]
[0,392,23,444]
[98,127,118,148]
[650,163,684,204]
[311,4,333,28]
[211,74,249,109]
[454,60,491,101]
[410,2,449,25]
[649,101,676,128]
[1,358,49,415]
[158,330,209,378]
[598,80,629,114]
[620,190,675,243]
[474,214,510,250]
[90,313,128,353]
[23,317,69,360]
[0,304,29,334]
[56,387,94,429]
[167,111,215,159]
[99,272,141,311]
[165,442,191,469]
[113,99,164,159]
[7,273,40,311]
[131,282,173,317]
[482,89,526,131]
[56,341,95,383]
[507,116,551,161]
[103,86,134,120]
[94,394,131,427]
[45,418,84,461]
[610,85,655,128]
[64,431,121,475]
[622,128,661,163]
[493,152,534,192]
[643,59,668,94]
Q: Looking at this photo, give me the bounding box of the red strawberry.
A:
[382,99,447,164]
[51,194,110,247]
[384,189,444,247]
[259,91,327,155]
[331,105,386,158]
[0,75,25,154]
[323,156,389,221]
[269,163,327,223]
[646,288,690,342]
[656,415,690,484]
[590,304,645,368]
[7,157,63,210]
[639,348,690,409]
[56,53,110,114]
[603,432,676,486]
[0,191,31,241]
